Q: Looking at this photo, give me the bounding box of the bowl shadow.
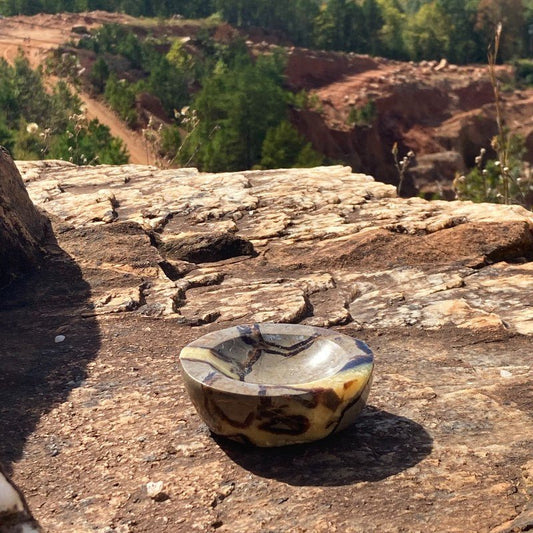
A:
[0,233,101,474]
[216,406,433,487]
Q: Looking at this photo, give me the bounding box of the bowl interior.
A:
[211,331,349,386]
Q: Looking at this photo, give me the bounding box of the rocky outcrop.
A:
[18,161,533,333]
[0,150,49,531]
[0,149,49,288]
[4,161,533,532]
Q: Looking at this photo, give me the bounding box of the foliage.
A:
[0,0,216,19]
[347,100,377,127]
[178,47,289,171]
[259,120,324,169]
[4,0,533,64]
[159,123,182,160]
[475,0,526,60]
[49,115,129,165]
[436,0,483,64]
[12,122,47,160]
[313,0,365,52]
[104,74,140,127]
[77,24,191,122]
[166,38,195,71]
[376,0,409,59]
[89,57,109,93]
[0,54,128,164]
[455,25,532,209]
[289,90,323,113]
[146,55,188,115]
[0,114,14,153]
[214,0,320,47]
[455,136,530,207]
[404,1,451,61]
[361,0,385,55]
[514,59,533,86]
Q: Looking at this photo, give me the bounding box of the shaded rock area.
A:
[0,149,49,288]
[1,161,532,532]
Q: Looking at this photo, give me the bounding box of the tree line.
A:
[2,0,533,64]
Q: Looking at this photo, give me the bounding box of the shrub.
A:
[260,120,323,169]
[514,59,533,86]
[104,74,140,128]
[159,123,182,160]
[347,100,376,127]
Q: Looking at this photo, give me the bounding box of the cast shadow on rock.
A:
[0,233,101,474]
[216,406,433,487]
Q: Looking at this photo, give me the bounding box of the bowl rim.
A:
[179,323,374,396]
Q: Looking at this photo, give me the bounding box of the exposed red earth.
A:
[2,13,533,194]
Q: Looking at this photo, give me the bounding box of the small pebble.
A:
[54,335,66,343]
[146,481,168,501]
[146,481,163,498]
[500,370,512,378]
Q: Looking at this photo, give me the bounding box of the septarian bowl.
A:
[179,323,374,447]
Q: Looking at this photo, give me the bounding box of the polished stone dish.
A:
[179,323,374,447]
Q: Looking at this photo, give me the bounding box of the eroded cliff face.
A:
[1,161,532,532]
[280,47,533,199]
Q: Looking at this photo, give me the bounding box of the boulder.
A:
[0,149,49,288]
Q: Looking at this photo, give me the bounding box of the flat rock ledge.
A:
[18,161,533,334]
[0,161,531,533]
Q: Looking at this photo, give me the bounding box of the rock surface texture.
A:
[0,150,49,288]
[0,160,532,532]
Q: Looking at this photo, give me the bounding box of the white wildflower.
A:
[26,122,39,134]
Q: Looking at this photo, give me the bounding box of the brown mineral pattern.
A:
[0,160,532,532]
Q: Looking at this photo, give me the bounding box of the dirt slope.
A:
[81,92,154,165]
[0,12,153,164]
